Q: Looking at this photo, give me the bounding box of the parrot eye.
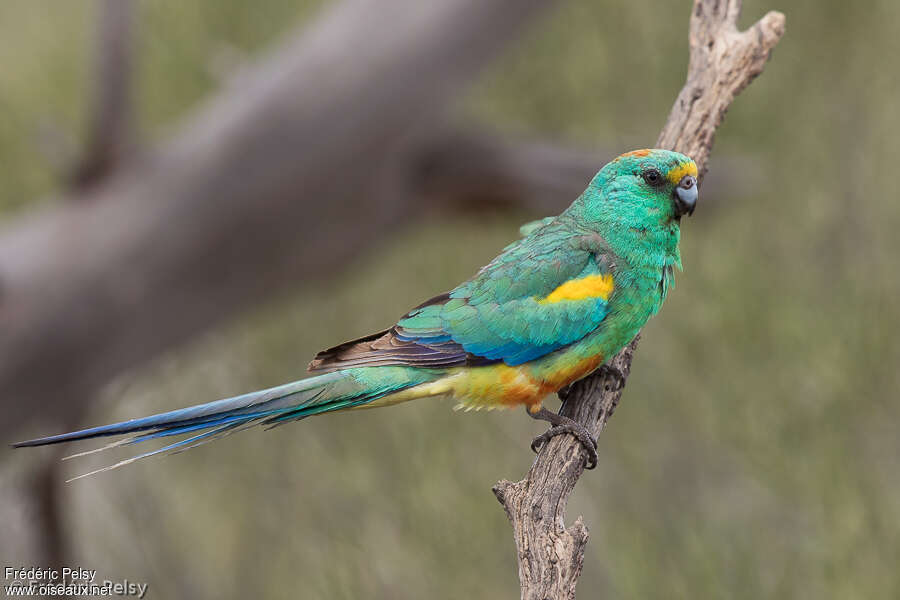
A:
[642,168,663,186]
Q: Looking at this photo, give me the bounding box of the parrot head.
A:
[581,148,699,226]
[570,148,698,268]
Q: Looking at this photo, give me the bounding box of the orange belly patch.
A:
[450,352,607,411]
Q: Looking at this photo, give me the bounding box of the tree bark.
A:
[492,2,786,598]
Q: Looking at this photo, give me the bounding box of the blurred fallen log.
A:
[0,0,555,439]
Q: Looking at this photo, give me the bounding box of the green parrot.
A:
[15,148,698,477]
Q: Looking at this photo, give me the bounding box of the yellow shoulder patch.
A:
[667,161,698,185]
[538,273,615,304]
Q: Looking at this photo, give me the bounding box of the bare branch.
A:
[658,0,788,177]
[0,0,555,440]
[71,0,136,188]
[493,2,786,598]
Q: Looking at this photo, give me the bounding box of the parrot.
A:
[14,148,699,478]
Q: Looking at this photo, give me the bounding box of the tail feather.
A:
[13,373,338,448]
[13,373,347,448]
[262,395,382,426]
[65,421,247,482]
[13,367,440,448]
[13,366,441,479]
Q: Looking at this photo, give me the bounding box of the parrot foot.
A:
[527,406,598,469]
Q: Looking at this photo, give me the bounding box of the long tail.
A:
[13,366,440,479]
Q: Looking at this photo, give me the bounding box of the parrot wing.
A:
[309,219,616,371]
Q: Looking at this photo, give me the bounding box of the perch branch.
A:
[492,1,785,598]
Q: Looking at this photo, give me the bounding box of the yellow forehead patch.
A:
[538,274,615,304]
[667,161,698,185]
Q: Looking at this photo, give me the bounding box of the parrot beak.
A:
[674,174,698,217]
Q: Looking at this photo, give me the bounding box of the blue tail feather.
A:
[65,421,248,482]
[125,412,277,445]
[13,365,438,479]
[12,371,350,449]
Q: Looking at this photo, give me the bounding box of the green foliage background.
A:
[2,1,899,598]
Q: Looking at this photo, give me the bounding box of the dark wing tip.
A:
[307,329,391,372]
[308,328,486,372]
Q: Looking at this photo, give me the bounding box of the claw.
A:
[526,406,599,469]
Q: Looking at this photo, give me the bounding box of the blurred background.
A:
[2,0,899,598]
